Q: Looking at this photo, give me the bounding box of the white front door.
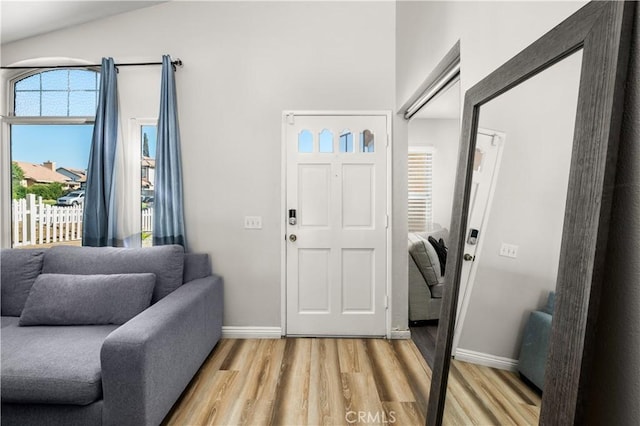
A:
[285,113,389,336]
[452,129,505,353]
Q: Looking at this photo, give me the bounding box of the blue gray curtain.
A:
[153,55,187,248]
[83,57,119,247]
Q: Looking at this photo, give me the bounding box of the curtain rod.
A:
[1,59,183,70]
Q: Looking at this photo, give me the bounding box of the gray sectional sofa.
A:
[408,228,449,322]
[1,245,224,426]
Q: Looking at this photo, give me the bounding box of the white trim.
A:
[1,116,94,124]
[451,128,506,354]
[389,329,411,340]
[0,120,10,248]
[454,348,519,372]
[222,326,283,339]
[280,114,288,336]
[281,111,393,338]
[385,111,393,339]
[282,110,392,117]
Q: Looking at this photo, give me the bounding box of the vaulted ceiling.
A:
[1,1,166,44]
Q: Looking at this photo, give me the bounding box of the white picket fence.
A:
[12,194,153,247]
[142,208,153,233]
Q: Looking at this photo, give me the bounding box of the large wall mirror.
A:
[427,2,634,425]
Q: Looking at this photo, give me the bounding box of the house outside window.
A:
[140,124,157,247]
[7,68,98,248]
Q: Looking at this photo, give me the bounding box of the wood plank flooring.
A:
[163,338,431,426]
[409,322,439,369]
[163,338,540,426]
[443,360,541,426]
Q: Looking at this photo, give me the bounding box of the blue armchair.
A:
[517,292,555,391]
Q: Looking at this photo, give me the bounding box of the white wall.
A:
[1,1,398,330]
[408,118,459,229]
[396,1,586,108]
[457,51,582,359]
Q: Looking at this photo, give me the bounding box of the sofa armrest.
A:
[101,275,223,426]
[517,310,551,391]
[409,257,443,321]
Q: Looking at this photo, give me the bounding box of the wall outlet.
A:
[244,216,262,229]
[499,243,518,258]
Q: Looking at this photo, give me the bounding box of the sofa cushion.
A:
[408,233,442,287]
[428,236,448,276]
[1,316,19,328]
[1,249,45,316]
[20,273,155,326]
[43,245,184,303]
[1,318,118,405]
[416,227,450,246]
[183,253,212,283]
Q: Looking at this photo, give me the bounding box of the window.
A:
[141,125,157,247]
[408,148,434,232]
[359,129,375,153]
[14,69,99,117]
[319,129,334,153]
[339,129,354,153]
[8,68,98,248]
[298,130,313,153]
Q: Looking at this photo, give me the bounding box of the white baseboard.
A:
[222,326,283,339]
[222,326,411,340]
[454,348,519,372]
[389,329,411,339]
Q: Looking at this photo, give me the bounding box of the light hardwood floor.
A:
[443,360,541,426]
[163,338,431,426]
[163,338,540,426]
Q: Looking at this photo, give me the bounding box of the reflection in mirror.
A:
[359,129,375,153]
[339,129,354,152]
[408,77,461,368]
[472,148,484,172]
[442,49,583,424]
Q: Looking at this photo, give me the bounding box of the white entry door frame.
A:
[452,128,506,354]
[280,111,392,337]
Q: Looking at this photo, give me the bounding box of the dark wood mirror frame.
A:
[426,2,635,425]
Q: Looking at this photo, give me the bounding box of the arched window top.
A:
[13,69,100,117]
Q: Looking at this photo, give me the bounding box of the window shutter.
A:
[408,150,433,232]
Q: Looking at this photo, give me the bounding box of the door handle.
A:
[289,234,297,242]
[463,253,474,261]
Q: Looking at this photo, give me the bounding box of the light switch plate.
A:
[499,243,518,258]
[244,216,262,229]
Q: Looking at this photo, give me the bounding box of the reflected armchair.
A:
[408,228,449,322]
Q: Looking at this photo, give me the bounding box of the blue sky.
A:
[11,124,157,170]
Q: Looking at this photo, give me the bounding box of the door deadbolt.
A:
[289,234,297,242]
[467,228,479,245]
[463,253,474,261]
